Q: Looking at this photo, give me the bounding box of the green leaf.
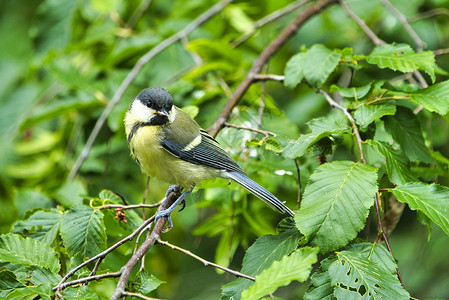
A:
[284,52,307,89]
[384,107,434,163]
[6,283,53,300]
[282,117,349,159]
[221,229,301,300]
[297,161,378,253]
[304,256,337,300]
[241,247,319,300]
[13,208,62,246]
[331,82,372,100]
[29,266,62,286]
[391,183,449,236]
[354,103,396,130]
[366,44,436,82]
[0,269,24,297]
[264,137,282,154]
[60,206,107,258]
[368,140,417,185]
[137,271,165,295]
[410,80,449,115]
[304,44,341,87]
[0,234,60,273]
[329,243,409,299]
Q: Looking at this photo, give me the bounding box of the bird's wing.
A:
[161,128,244,174]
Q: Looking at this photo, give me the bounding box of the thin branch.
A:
[408,8,449,22]
[339,0,385,46]
[68,0,234,180]
[294,158,302,209]
[93,202,163,210]
[127,0,152,28]
[319,90,366,163]
[54,215,156,296]
[378,0,426,51]
[224,122,277,137]
[53,272,122,291]
[231,0,311,47]
[110,193,178,300]
[157,239,255,281]
[434,48,449,56]
[208,0,338,137]
[374,193,405,288]
[122,292,162,300]
[252,74,285,82]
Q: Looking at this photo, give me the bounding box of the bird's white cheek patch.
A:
[132,100,155,122]
[167,107,177,123]
[181,134,202,151]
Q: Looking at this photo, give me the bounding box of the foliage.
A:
[1,0,449,299]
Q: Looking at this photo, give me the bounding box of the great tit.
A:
[124,87,295,222]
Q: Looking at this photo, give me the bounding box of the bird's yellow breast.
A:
[127,124,219,188]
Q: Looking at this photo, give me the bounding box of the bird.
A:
[124,87,294,225]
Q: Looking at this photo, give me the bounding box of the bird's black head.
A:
[133,87,175,125]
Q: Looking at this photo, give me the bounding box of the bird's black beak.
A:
[155,108,169,117]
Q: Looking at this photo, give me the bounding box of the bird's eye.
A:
[146,100,153,108]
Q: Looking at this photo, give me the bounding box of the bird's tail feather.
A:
[225,171,295,217]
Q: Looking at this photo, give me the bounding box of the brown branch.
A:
[231,0,311,47]
[53,272,122,291]
[68,0,234,180]
[319,90,366,163]
[434,48,449,56]
[208,0,338,137]
[93,202,163,210]
[157,239,255,281]
[54,214,156,297]
[224,122,277,137]
[252,74,285,82]
[110,190,179,300]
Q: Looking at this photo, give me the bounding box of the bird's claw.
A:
[154,209,173,232]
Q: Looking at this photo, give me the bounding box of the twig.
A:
[93,202,163,210]
[319,90,366,163]
[374,193,405,288]
[224,122,277,137]
[122,292,162,300]
[252,74,285,82]
[208,0,338,137]
[110,191,178,300]
[294,158,301,208]
[434,48,449,56]
[339,0,385,46]
[157,239,255,281]
[53,272,122,291]
[408,8,449,22]
[54,215,155,296]
[379,0,426,51]
[127,0,152,28]
[231,0,311,47]
[68,0,234,180]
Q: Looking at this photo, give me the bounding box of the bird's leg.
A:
[164,185,186,212]
[156,186,193,230]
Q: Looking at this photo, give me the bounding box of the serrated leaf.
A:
[284,52,307,89]
[0,234,60,273]
[367,44,436,82]
[221,229,301,300]
[6,283,53,300]
[410,80,449,115]
[304,44,341,87]
[264,138,282,154]
[368,140,417,185]
[331,83,372,100]
[13,209,62,246]
[60,206,107,258]
[304,256,337,300]
[329,243,409,299]
[282,117,349,159]
[241,247,318,300]
[297,161,378,253]
[384,107,434,163]
[29,266,62,286]
[354,103,396,130]
[53,180,86,207]
[0,269,24,296]
[137,271,165,295]
[391,182,449,236]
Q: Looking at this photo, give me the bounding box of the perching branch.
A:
[157,239,255,281]
[68,0,234,180]
[208,0,338,137]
